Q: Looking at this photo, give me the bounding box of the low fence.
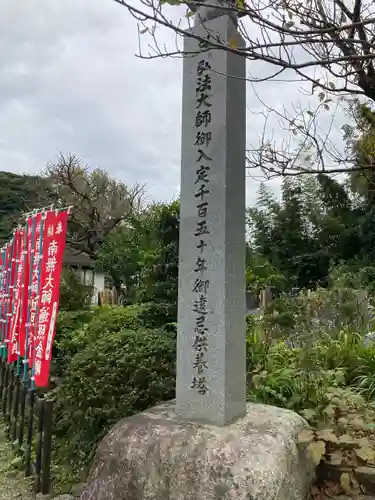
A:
[0,359,53,495]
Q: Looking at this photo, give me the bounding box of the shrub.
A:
[59,268,93,311]
[261,287,370,345]
[78,304,147,338]
[353,347,375,399]
[52,305,146,380]
[51,309,95,381]
[137,300,177,328]
[51,327,176,474]
[246,330,375,412]
[298,387,375,497]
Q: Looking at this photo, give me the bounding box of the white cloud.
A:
[0,0,348,206]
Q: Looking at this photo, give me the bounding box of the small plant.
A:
[298,386,375,497]
[262,287,370,346]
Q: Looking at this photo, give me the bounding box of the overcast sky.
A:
[1,0,347,205]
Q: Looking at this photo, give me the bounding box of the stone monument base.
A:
[86,401,315,500]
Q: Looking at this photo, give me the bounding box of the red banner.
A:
[5,244,12,344]
[26,213,44,363]
[4,232,21,348]
[34,209,68,387]
[8,228,26,363]
[18,219,31,358]
[0,247,6,347]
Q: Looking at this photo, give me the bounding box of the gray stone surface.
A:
[193,0,237,23]
[86,401,315,500]
[363,331,375,346]
[176,13,246,426]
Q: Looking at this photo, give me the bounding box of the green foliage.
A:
[246,310,375,496]
[248,179,329,289]
[59,267,93,311]
[247,170,375,291]
[135,201,179,326]
[51,326,176,472]
[260,287,370,344]
[245,252,286,294]
[0,171,49,244]
[353,347,375,399]
[52,305,145,379]
[96,200,179,325]
[297,387,375,495]
[95,208,158,294]
[330,261,375,296]
[246,325,375,411]
[47,284,375,494]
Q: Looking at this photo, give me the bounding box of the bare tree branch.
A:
[35,153,146,257]
[111,0,375,180]
[112,0,375,99]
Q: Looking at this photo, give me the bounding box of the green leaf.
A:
[306,110,314,117]
[301,409,316,421]
[317,429,338,444]
[355,446,375,463]
[340,472,352,494]
[328,82,336,90]
[329,450,343,466]
[297,429,314,445]
[307,440,326,465]
[323,404,335,417]
[318,92,325,102]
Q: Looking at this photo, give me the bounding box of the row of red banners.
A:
[0,209,69,387]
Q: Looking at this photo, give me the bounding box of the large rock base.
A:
[86,401,314,500]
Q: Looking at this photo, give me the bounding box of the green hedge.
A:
[52,305,146,380]
[51,326,176,472]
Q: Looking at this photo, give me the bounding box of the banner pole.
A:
[3,237,16,363]
[1,243,9,361]
[30,211,46,391]
[0,245,6,359]
[16,225,28,377]
[23,214,37,385]
[9,228,20,372]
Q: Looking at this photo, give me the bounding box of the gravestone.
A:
[176,0,246,426]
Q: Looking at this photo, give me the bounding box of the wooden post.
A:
[41,400,54,495]
[6,367,14,434]
[0,359,5,408]
[11,374,21,441]
[25,389,35,477]
[18,381,28,447]
[2,364,9,415]
[35,398,44,493]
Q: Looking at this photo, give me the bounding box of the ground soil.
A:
[0,425,34,500]
[309,481,375,499]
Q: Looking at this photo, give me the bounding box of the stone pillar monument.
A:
[85,4,315,499]
[176,1,246,426]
